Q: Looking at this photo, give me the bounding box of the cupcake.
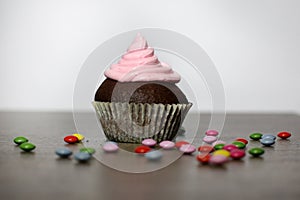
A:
[93,33,192,143]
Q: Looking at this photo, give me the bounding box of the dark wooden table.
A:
[0,112,299,200]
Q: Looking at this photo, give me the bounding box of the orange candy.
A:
[196,154,211,164]
[198,145,214,153]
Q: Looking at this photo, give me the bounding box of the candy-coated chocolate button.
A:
[196,154,211,164]
[232,141,246,149]
[235,138,248,145]
[202,136,217,144]
[223,144,238,151]
[175,141,189,148]
[80,147,96,154]
[213,149,231,157]
[212,140,226,146]
[142,139,157,147]
[214,144,225,150]
[19,142,36,152]
[277,131,291,139]
[55,147,72,158]
[260,138,275,146]
[74,152,91,162]
[13,136,28,145]
[105,141,117,145]
[64,135,78,144]
[209,155,228,165]
[249,132,263,140]
[159,141,175,149]
[198,145,214,153]
[261,134,276,140]
[103,142,119,152]
[248,147,265,157]
[145,150,162,161]
[72,133,85,141]
[230,149,246,159]
[179,144,196,154]
[205,130,219,136]
[134,146,151,154]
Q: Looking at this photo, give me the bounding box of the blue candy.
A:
[74,152,91,162]
[55,147,72,158]
[262,134,276,140]
[145,150,163,161]
[260,138,275,146]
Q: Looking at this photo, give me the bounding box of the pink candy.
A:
[205,130,219,136]
[230,149,246,159]
[223,144,238,152]
[212,140,226,147]
[142,139,157,147]
[203,136,218,144]
[179,144,196,154]
[159,141,175,149]
[103,142,119,152]
[209,155,228,165]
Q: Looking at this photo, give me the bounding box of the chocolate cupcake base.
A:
[94,78,188,104]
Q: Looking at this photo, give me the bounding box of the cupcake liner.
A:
[92,101,192,143]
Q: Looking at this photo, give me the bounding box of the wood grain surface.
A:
[0,112,299,200]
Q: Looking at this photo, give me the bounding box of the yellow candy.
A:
[213,149,230,157]
[72,133,85,141]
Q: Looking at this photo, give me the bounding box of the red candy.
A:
[64,135,79,144]
[198,145,214,153]
[175,141,189,148]
[277,131,291,139]
[235,138,248,145]
[230,149,246,159]
[134,146,151,154]
[196,154,211,164]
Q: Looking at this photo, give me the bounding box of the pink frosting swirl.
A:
[104,33,181,83]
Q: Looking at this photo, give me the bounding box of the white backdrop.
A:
[0,0,299,113]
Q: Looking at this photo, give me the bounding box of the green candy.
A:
[80,147,95,155]
[13,136,29,145]
[214,144,225,150]
[19,142,36,152]
[248,147,264,157]
[232,141,246,149]
[249,132,263,140]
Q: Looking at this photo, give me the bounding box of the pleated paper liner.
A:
[92,101,192,143]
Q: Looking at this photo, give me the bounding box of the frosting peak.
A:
[127,33,148,52]
[104,33,181,83]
